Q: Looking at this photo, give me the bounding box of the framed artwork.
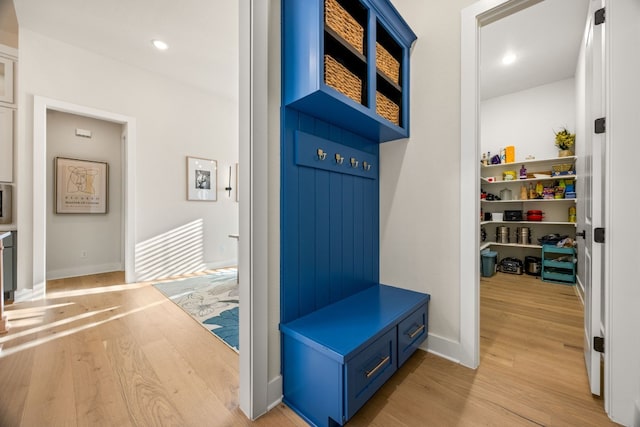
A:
[187,156,217,201]
[55,157,109,214]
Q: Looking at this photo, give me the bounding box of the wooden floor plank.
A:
[0,270,618,426]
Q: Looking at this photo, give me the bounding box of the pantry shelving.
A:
[480,155,578,270]
[481,221,577,226]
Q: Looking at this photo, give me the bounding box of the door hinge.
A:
[594,336,604,353]
[595,8,605,25]
[594,227,605,243]
[595,117,606,134]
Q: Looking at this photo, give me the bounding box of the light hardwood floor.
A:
[0,271,617,426]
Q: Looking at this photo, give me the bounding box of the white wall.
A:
[481,78,576,161]
[46,111,123,279]
[379,0,477,358]
[16,28,239,288]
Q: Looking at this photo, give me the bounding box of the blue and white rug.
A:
[152,268,239,352]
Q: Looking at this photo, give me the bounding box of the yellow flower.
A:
[554,128,575,150]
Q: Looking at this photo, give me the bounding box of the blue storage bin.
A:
[481,250,498,277]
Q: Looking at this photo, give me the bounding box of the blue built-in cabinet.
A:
[283,0,417,143]
[281,1,427,426]
[281,109,380,324]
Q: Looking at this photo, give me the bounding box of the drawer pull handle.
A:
[365,356,390,378]
[408,324,425,339]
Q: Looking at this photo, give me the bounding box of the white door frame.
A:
[460,0,542,369]
[461,3,613,417]
[238,0,269,419]
[32,96,136,297]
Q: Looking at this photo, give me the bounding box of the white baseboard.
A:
[47,262,123,281]
[132,259,238,283]
[205,259,237,270]
[13,288,36,303]
[422,333,462,364]
[267,375,283,411]
[575,275,585,306]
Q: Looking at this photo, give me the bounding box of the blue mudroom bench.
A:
[281,284,430,426]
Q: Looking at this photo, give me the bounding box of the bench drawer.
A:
[397,304,428,366]
[345,328,397,419]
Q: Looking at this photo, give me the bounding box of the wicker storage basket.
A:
[376,42,400,84]
[325,0,364,55]
[325,55,362,104]
[552,163,574,173]
[376,91,400,125]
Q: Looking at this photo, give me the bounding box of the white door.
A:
[578,0,605,397]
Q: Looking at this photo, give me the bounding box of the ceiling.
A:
[12,0,239,97]
[481,0,590,100]
[12,1,588,101]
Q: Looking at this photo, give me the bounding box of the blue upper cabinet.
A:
[283,0,417,143]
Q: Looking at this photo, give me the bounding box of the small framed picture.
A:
[187,156,217,201]
[55,157,109,214]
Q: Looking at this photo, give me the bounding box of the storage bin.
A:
[376,42,400,84]
[325,0,364,54]
[481,250,498,277]
[325,55,363,104]
[376,91,400,125]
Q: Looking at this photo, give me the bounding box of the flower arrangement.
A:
[554,128,575,150]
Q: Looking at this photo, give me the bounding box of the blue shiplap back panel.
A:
[281,108,380,324]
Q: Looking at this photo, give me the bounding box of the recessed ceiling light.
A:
[502,53,517,65]
[152,39,169,51]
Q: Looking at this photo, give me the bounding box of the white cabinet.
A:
[480,156,577,253]
[0,106,13,182]
[0,45,16,184]
[0,56,13,104]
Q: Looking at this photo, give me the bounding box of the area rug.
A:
[152,268,239,352]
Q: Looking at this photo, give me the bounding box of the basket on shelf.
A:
[324,55,362,105]
[551,163,575,176]
[325,0,364,55]
[552,163,574,173]
[376,42,400,84]
[376,91,400,125]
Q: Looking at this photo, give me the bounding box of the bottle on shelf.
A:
[500,148,506,164]
[519,164,527,179]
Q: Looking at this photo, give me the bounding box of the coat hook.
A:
[362,161,371,171]
[335,153,344,165]
[350,157,358,168]
[317,148,327,161]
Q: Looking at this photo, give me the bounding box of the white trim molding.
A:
[239,0,270,419]
[460,0,548,370]
[424,333,462,364]
[32,96,136,299]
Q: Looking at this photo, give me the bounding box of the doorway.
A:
[32,96,136,298]
[460,0,590,367]
[45,111,124,281]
